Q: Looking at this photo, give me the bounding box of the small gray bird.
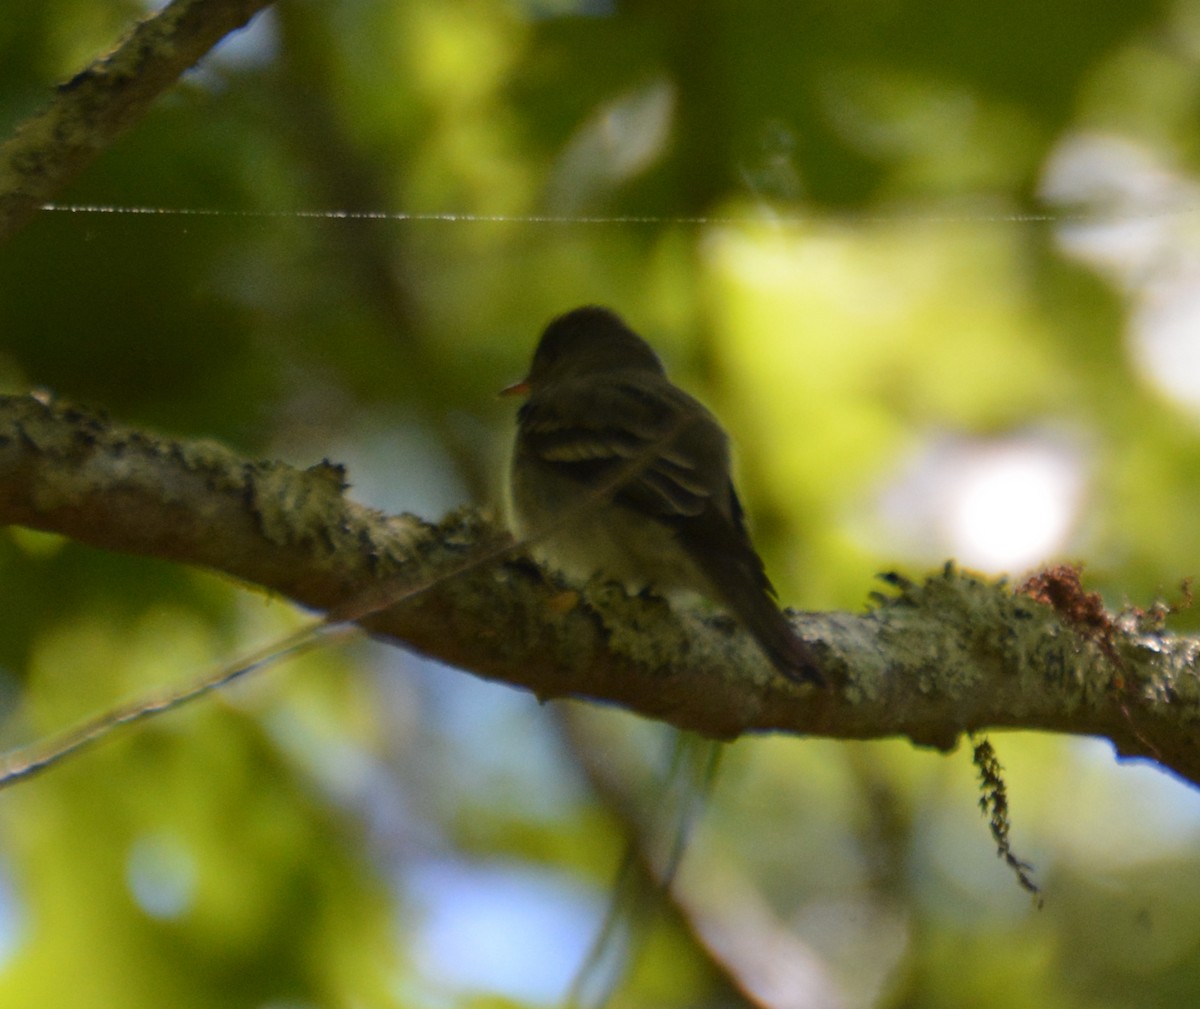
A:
[504,305,823,685]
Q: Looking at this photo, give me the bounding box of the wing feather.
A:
[518,375,725,521]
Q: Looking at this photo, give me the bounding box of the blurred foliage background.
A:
[3,0,1200,1006]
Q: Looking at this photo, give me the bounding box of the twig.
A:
[0,0,275,244]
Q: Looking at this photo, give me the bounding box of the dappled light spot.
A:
[404,857,600,1003]
[880,432,1085,574]
[1043,132,1200,417]
[125,833,197,921]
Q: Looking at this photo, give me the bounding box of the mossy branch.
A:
[1,393,1199,786]
[0,0,274,244]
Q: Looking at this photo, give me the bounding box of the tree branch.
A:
[1,393,1198,786]
[554,709,841,1007]
[0,0,274,244]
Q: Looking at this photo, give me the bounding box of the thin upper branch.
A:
[0,0,274,244]
[1,393,1199,786]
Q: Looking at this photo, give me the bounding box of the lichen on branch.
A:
[0,393,1198,786]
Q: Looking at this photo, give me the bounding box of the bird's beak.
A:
[499,378,531,398]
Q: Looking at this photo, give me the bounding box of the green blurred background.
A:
[3,0,1200,1005]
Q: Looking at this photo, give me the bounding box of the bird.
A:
[502,305,824,686]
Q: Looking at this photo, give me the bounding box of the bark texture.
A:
[1,394,1197,785]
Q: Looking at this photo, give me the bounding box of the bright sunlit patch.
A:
[1131,279,1200,414]
[209,8,279,69]
[1051,737,1200,866]
[946,442,1083,571]
[1042,132,1200,418]
[323,414,469,518]
[880,432,1086,574]
[404,858,600,1004]
[399,652,589,819]
[410,3,524,109]
[126,833,198,920]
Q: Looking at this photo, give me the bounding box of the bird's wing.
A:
[518,375,723,521]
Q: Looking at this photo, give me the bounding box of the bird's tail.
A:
[727,579,825,685]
